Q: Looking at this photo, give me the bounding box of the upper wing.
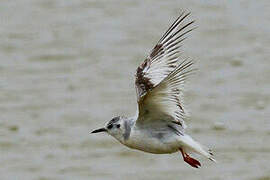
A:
[135,12,195,128]
[137,60,194,128]
[135,12,195,99]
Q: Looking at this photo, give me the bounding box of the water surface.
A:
[0,0,270,180]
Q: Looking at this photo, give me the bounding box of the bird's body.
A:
[92,12,215,168]
[123,118,181,154]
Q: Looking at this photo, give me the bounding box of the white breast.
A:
[123,126,180,154]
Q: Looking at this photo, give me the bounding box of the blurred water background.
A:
[0,0,270,180]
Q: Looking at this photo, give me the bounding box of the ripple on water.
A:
[256,177,270,180]
[230,59,243,67]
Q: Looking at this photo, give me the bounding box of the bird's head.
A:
[91,116,127,142]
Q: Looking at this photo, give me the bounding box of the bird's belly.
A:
[125,132,180,154]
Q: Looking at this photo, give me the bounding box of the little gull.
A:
[92,12,215,168]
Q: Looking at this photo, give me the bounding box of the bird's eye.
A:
[116,124,120,128]
[107,124,113,129]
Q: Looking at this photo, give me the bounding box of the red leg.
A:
[179,148,201,168]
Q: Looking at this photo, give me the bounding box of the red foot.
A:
[179,148,201,168]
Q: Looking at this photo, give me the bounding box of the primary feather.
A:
[135,12,195,128]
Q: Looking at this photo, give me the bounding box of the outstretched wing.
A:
[137,60,194,128]
[135,12,195,128]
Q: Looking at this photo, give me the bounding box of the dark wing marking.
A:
[135,12,195,100]
[137,60,195,128]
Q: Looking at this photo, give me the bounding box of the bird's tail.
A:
[179,134,216,162]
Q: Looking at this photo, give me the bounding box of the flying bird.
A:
[92,12,215,168]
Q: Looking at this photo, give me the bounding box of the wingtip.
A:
[208,149,217,162]
[209,157,217,163]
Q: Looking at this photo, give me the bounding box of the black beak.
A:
[91,128,107,134]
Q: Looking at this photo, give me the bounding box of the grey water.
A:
[0,0,270,180]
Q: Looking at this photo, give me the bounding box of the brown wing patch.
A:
[135,13,195,102]
[150,44,164,58]
[135,59,154,98]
